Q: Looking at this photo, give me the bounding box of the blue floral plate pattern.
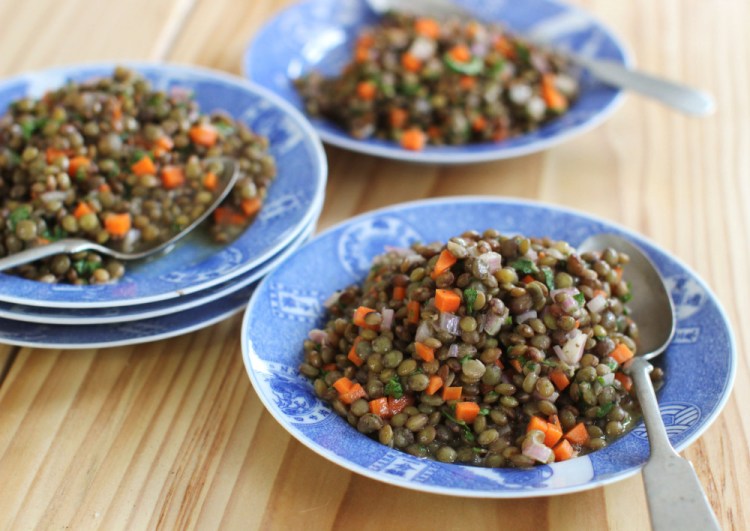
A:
[244,0,630,164]
[0,63,326,308]
[241,197,736,497]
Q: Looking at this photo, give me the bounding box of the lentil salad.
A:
[300,230,663,468]
[0,67,276,284]
[294,12,579,150]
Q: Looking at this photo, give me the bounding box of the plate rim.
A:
[243,0,634,164]
[241,195,737,497]
[0,60,328,309]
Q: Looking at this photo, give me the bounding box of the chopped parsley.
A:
[8,205,31,231]
[464,287,478,315]
[479,407,490,415]
[573,292,586,306]
[72,260,103,277]
[20,117,47,140]
[442,408,475,442]
[459,355,472,365]
[620,283,634,303]
[41,226,68,242]
[384,376,403,399]
[542,266,555,291]
[596,402,615,418]
[509,258,538,275]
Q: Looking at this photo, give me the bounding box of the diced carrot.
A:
[355,46,370,63]
[45,147,67,164]
[189,124,219,147]
[356,81,377,101]
[614,266,623,283]
[614,372,633,392]
[155,135,174,152]
[333,377,354,394]
[549,370,570,391]
[455,401,480,423]
[369,397,391,418]
[610,343,635,364]
[414,17,440,39]
[510,359,522,373]
[466,21,481,39]
[241,197,262,217]
[593,289,608,299]
[389,108,408,129]
[430,249,457,279]
[353,306,377,329]
[111,99,123,122]
[459,75,476,90]
[471,116,487,132]
[544,421,564,447]
[37,237,50,245]
[401,52,423,73]
[494,358,504,369]
[521,274,535,284]
[527,416,549,434]
[553,439,575,462]
[161,165,185,189]
[541,73,568,112]
[348,337,364,366]
[67,156,90,178]
[388,394,414,415]
[73,202,93,219]
[393,285,406,301]
[339,383,366,405]
[407,300,420,324]
[494,36,515,58]
[131,155,156,176]
[322,363,337,372]
[442,386,462,401]
[202,171,219,191]
[104,212,132,237]
[399,127,426,151]
[564,422,590,445]
[427,125,441,139]
[213,206,246,226]
[448,44,471,63]
[415,342,435,362]
[426,375,443,396]
[98,183,111,193]
[356,33,375,49]
[435,289,461,313]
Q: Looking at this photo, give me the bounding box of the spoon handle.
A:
[0,240,94,272]
[570,56,716,116]
[629,357,721,531]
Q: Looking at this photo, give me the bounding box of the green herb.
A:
[72,260,102,277]
[400,83,421,96]
[525,361,538,372]
[20,118,47,140]
[8,150,21,166]
[504,315,513,326]
[509,258,538,275]
[384,376,403,399]
[597,376,606,386]
[541,359,558,368]
[573,292,586,307]
[542,266,555,291]
[620,283,633,303]
[41,226,68,242]
[464,288,478,314]
[8,205,31,231]
[75,166,87,181]
[131,149,148,164]
[214,122,235,136]
[514,43,530,63]
[486,59,505,77]
[479,407,490,415]
[442,409,475,442]
[460,355,472,365]
[607,360,618,371]
[596,402,615,418]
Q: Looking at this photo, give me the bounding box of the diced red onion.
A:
[40,190,68,203]
[484,312,503,336]
[476,252,503,277]
[524,248,539,262]
[447,343,459,358]
[476,313,486,334]
[307,329,328,346]
[522,439,553,463]
[409,36,437,60]
[600,373,615,386]
[516,310,537,324]
[560,329,586,365]
[438,312,460,336]
[559,293,579,314]
[381,308,394,330]
[415,321,433,343]
[471,42,488,57]
[550,287,580,300]
[553,344,564,360]
[586,294,607,313]
[533,390,560,403]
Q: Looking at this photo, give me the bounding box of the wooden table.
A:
[0,0,747,529]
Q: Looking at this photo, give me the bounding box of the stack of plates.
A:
[0,63,327,349]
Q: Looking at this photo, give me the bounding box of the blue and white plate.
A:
[0,63,327,309]
[244,0,630,164]
[0,217,316,325]
[241,197,736,497]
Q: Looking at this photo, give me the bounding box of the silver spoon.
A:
[579,234,720,531]
[0,157,239,271]
[366,0,716,116]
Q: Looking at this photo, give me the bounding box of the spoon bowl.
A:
[0,157,240,272]
[578,233,720,531]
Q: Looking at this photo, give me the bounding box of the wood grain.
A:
[0,0,747,528]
